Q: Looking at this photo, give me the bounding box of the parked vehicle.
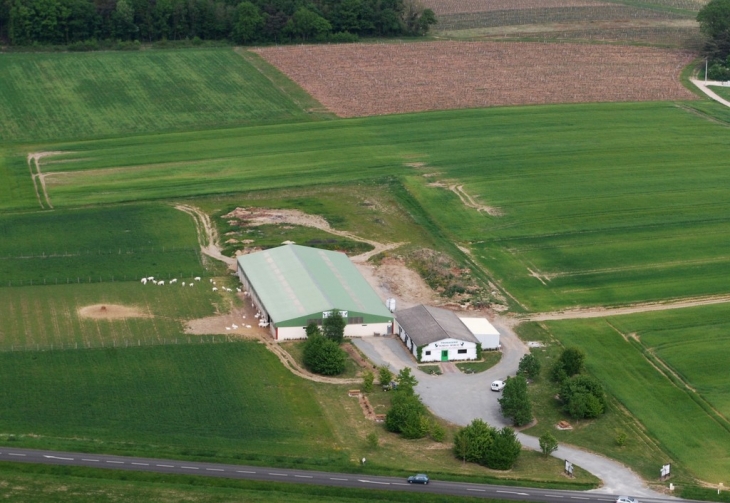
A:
[407,473,429,484]
[616,497,638,503]
[491,380,506,391]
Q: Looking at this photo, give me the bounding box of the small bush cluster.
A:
[453,419,522,470]
[302,321,347,376]
[498,375,533,426]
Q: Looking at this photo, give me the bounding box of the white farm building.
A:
[236,244,393,341]
[395,305,479,363]
[460,317,501,350]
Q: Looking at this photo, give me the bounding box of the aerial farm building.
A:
[395,304,479,362]
[236,244,393,340]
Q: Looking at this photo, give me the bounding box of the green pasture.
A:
[0,204,205,284]
[0,49,325,143]
[0,282,223,350]
[708,85,730,102]
[13,102,730,310]
[540,311,730,483]
[0,342,338,464]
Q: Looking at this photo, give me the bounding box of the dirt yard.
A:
[77,304,150,319]
[252,41,696,117]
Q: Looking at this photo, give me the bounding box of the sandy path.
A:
[27,152,63,209]
[175,205,237,270]
[450,184,502,216]
[691,78,730,108]
[524,293,730,321]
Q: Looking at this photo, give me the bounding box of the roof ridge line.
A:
[291,245,336,312]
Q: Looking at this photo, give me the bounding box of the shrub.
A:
[362,370,374,392]
[551,348,585,383]
[499,375,533,426]
[615,429,628,447]
[518,353,541,380]
[560,375,606,419]
[323,310,346,343]
[430,421,446,442]
[366,431,379,449]
[539,432,558,457]
[453,419,495,464]
[329,31,359,43]
[483,427,522,470]
[395,367,418,394]
[385,391,429,439]
[302,333,347,376]
[378,366,393,387]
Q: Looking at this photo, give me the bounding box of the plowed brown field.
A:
[252,41,696,117]
[421,0,609,15]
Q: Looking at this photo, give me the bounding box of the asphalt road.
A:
[0,447,684,503]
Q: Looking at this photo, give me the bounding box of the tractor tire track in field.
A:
[523,293,730,321]
[27,152,62,210]
[175,205,237,270]
[450,184,503,216]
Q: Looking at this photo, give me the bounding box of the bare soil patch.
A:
[252,41,696,117]
[422,0,609,16]
[77,304,150,320]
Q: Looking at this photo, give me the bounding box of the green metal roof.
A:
[237,244,392,324]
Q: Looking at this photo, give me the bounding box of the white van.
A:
[491,380,505,392]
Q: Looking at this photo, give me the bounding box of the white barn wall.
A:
[420,338,477,363]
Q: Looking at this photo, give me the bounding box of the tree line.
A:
[0,0,436,46]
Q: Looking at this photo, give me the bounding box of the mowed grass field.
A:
[0,204,205,285]
[0,282,222,350]
[542,305,730,483]
[0,49,328,143]
[0,342,338,464]
[20,102,730,311]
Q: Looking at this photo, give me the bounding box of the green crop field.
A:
[0,204,205,284]
[0,49,328,143]
[19,101,730,311]
[0,342,338,464]
[0,282,223,350]
[541,307,730,483]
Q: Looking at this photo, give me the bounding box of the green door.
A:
[441,350,448,361]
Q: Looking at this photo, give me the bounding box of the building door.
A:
[441,350,449,361]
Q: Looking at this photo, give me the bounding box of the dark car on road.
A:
[407,473,429,484]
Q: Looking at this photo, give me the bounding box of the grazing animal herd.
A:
[140,276,201,287]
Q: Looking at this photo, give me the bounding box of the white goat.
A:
[194,277,201,281]
[212,287,218,292]
[158,280,165,286]
[141,278,147,285]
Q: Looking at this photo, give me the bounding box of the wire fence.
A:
[0,335,240,353]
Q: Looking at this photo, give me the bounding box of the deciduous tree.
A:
[499,375,533,426]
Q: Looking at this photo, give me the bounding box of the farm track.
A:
[523,293,730,321]
[27,152,61,209]
[690,78,730,108]
[175,205,236,270]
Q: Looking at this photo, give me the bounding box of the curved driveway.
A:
[352,319,664,498]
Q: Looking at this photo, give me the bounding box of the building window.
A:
[457,349,467,354]
[348,317,363,324]
[425,351,431,356]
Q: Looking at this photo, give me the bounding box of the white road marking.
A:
[598,499,614,501]
[330,477,348,481]
[468,488,486,492]
[206,468,224,472]
[106,461,124,464]
[545,496,565,498]
[359,479,390,485]
[236,470,256,474]
[269,473,287,476]
[156,464,174,468]
[571,497,590,500]
[392,483,409,486]
[43,455,72,460]
[82,459,99,462]
[295,475,313,478]
[498,491,529,496]
[9,453,27,457]
[181,466,199,470]
[131,462,149,466]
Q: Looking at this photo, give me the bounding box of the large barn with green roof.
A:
[236,244,394,340]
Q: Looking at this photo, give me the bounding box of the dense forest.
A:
[0,0,436,45]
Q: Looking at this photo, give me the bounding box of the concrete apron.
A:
[351,331,665,498]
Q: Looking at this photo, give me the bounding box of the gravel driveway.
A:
[352,319,664,497]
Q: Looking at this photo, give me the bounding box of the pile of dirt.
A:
[77,304,150,320]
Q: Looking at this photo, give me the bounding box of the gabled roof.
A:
[237,244,392,324]
[395,305,479,346]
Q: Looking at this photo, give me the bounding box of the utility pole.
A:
[706,58,708,83]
